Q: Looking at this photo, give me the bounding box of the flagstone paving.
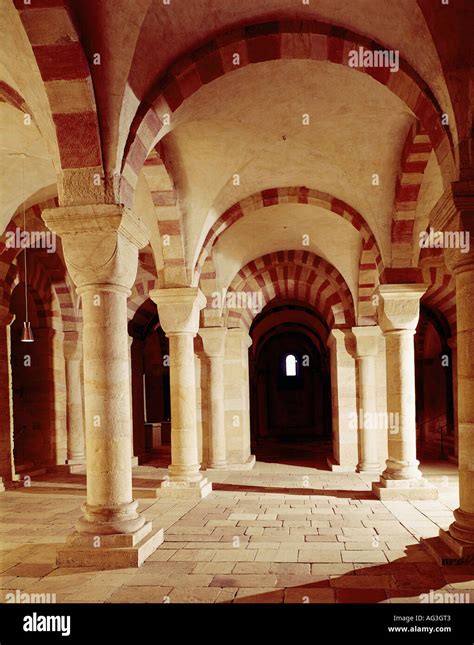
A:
[1,452,473,604]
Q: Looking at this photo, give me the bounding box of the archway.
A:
[9,275,54,472]
[415,305,455,461]
[249,302,332,467]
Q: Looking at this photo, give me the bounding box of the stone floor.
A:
[1,443,473,604]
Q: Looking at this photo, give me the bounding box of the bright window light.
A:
[285,354,297,377]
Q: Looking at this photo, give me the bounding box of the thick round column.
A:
[372,283,437,500]
[168,332,201,482]
[77,285,143,535]
[199,327,228,469]
[150,287,211,498]
[353,326,381,474]
[383,329,420,479]
[64,332,85,464]
[43,205,164,568]
[357,356,379,471]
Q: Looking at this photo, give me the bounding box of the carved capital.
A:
[199,327,228,357]
[150,287,206,336]
[376,284,427,332]
[42,205,149,291]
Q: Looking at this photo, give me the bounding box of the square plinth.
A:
[226,455,257,471]
[57,524,164,569]
[422,534,474,566]
[372,478,438,500]
[157,477,212,500]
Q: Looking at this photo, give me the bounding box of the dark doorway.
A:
[249,303,332,463]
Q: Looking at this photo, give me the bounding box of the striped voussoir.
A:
[194,187,381,326]
[13,0,102,173]
[391,122,432,267]
[224,250,355,330]
[142,149,187,287]
[0,199,78,331]
[120,19,455,208]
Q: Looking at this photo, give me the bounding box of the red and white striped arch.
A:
[0,198,78,331]
[391,122,433,267]
[142,148,187,287]
[13,1,102,178]
[195,187,382,326]
[224,250,355,331]
[120,19,455,207]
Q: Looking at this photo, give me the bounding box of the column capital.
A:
[150,287,206,335]
[227,326,252,348]
[376,284,427,332]
[352,325,381,357]
[42,204,149,291]
[199,327,227,357]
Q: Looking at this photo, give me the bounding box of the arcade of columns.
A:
[1,180,469,569]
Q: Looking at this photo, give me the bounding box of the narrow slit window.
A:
[285,354,297,377]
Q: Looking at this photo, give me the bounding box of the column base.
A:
[372,476,438,500]
[54,459,86,474]
[422,532,474,566]
[157,477,212,500]
[357,463,381,475]
[57,521,164,569]
[0,477,4,492]
[206,461,228,471]
[131,456,139,467]
[226,455,256,471]
[327,456,357,473]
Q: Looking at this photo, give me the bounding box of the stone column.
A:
[428,181,474,562]
[224,328,255,469]
[130,336,146,460]
[327,329,358,472]
[63,331,85,469]
[150,287,211,498]
[43,204,163,568]
[199,327,228,469]
[127,336,138,466]
[0,305,15,488]
[372,284,437,500]
[352,326,381,474]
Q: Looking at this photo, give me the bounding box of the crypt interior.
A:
[0,0,474,604]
